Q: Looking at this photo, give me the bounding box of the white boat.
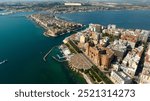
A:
[0,60,8,65]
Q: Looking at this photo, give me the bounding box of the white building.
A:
[63,37,69,44]
[122,46,144,77]
[80,35,86,44]
[140,43,150,84]
[110,70,132,84]
[64,3,82,6]
[139,30,150,43]
[111,63,120,71]
[100,37,109,47]
[108,39,128,61]
[89,23,102,33]
[108,24,116,29]
[144,43,150,68]
[139,67,150,84]
[75,32,83,41]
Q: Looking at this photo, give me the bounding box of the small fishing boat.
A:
[0,60,8,65]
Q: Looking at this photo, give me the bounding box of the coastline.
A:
[28,12,90,83]
[0,7,150,83]
[28,10,150,84]
[27,8,150,38]
[67,62,92,84]
[28,14,83,37]
[49,45,92,84]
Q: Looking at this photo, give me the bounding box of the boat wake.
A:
[0,60,8,65]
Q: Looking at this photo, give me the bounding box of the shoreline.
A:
[29,12,93,82]
[29,10,150,84]
[50,45,93,84]
[27,9,150,35]
[67,62,93,84]
[29,14,84,37]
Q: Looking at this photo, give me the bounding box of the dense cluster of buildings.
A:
[139,43,150,83]
[64,23,150,84]
[110,70,132,84]
[30,14,82,37]
[121,46,144,77]
[108,40,128,61]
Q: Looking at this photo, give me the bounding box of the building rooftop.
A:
[112,70,131,81]
[142,67,150,76]
[121,30,138,43]
[96,46,114,58]
[122,46,144,69]
[145,44,150,63]
[108,40,127,52]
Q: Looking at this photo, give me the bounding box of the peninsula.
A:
[30,14,83,37]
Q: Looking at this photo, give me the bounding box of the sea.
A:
[0,10,150,84]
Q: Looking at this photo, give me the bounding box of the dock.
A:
[52,56,67,62]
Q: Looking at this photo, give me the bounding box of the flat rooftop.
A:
[112,70,131,81]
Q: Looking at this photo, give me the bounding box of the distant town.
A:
[1,1,150,37]
[1,1,150,14]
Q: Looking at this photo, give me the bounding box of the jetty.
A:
[43,46,56,62]
[52,56,67,62]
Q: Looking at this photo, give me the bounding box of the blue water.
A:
[0,10,150,84]
[58,10,150,30]
[0,13,86,84]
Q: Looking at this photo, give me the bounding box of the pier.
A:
[52,56,67,62]
[43,46,56,62]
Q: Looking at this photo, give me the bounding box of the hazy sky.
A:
[0,0,147,1]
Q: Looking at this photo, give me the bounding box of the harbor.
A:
[43,45,72,63]
[44,45,73,63]
[0,11,86,84]
[43,46,57,62]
